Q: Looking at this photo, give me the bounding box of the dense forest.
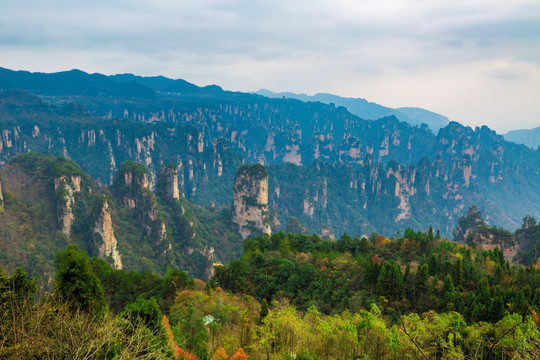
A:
[2,229,540,359]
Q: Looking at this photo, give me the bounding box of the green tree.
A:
[54,244,106,314]
[259,298,270,324]
[442,274,456,311]
[122,296,163,332]
[453,257,464,291]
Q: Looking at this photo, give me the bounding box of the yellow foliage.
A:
[211,346,228,360]
[194,278,206,291]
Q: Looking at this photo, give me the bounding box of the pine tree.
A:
[453,257,464,291]
[442,274,456,311]
[489,296,505,323]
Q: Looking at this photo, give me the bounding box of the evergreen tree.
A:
[442,274,456,311]
[122,296,163,331]
[453,257,464,292]
[54,244,106,314]
[533,288,540,309]
[489,296,505,323]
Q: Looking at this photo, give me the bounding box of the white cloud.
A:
[0,0,539,131]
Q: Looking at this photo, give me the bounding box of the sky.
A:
[1,0,539,133]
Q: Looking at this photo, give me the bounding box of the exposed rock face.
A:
[0,179,4,209]
[454,205,518,261]
[114,161,170,251]
[93,199,122,269]
[233,164,271,239]
[320,225,335,240]
[54,175,81,238]
[158,165,180,200]
[454,205,486,242]
[386,164,415,222]
[476,234,519,262]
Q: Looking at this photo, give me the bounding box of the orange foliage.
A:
[372,254,382,264]
[532,310,539,326]
[534,257,540,269]
[162,315,177,351]
[376,235,386,246]
[230,347,249,360]
[211,346,229,360]
[176,347,199,360]
[485,256,495,272]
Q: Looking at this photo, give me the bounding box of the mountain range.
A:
[503,126,540,150]
[1,67,540,278]
[255,89,450,132]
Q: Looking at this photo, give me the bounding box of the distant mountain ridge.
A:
[504,127,540,149]
[0,67,155,97]
[255,89,449,132]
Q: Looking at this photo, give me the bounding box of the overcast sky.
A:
[1,0,539,132]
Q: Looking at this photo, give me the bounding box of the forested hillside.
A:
[2,230,540,359]
[0,153,242,282]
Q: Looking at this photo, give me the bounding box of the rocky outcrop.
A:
[233,164,271,239]
[320,225,335,240]
[54,175,82,238]
[92,199,122,269]
[454,205,486,242]
[157,165,180,200]
[113,161,170,250]
[454,205,518,261]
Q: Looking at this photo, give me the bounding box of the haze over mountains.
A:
[503,127,540,150]
[256,89,450,133]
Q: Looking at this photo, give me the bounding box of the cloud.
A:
[0,0,539,131]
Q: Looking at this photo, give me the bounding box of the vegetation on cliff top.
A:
[235,163,268,182]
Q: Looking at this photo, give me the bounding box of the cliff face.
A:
[113,161,168,249]
[54,175,81,238]
[157,165,180,200]
[92,199,123,269]
[233,164,271,239]
[0,178,4,210]
[1,81,540,239]
[0,152,242,282]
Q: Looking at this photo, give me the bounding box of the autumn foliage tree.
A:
[230,347,248,360]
